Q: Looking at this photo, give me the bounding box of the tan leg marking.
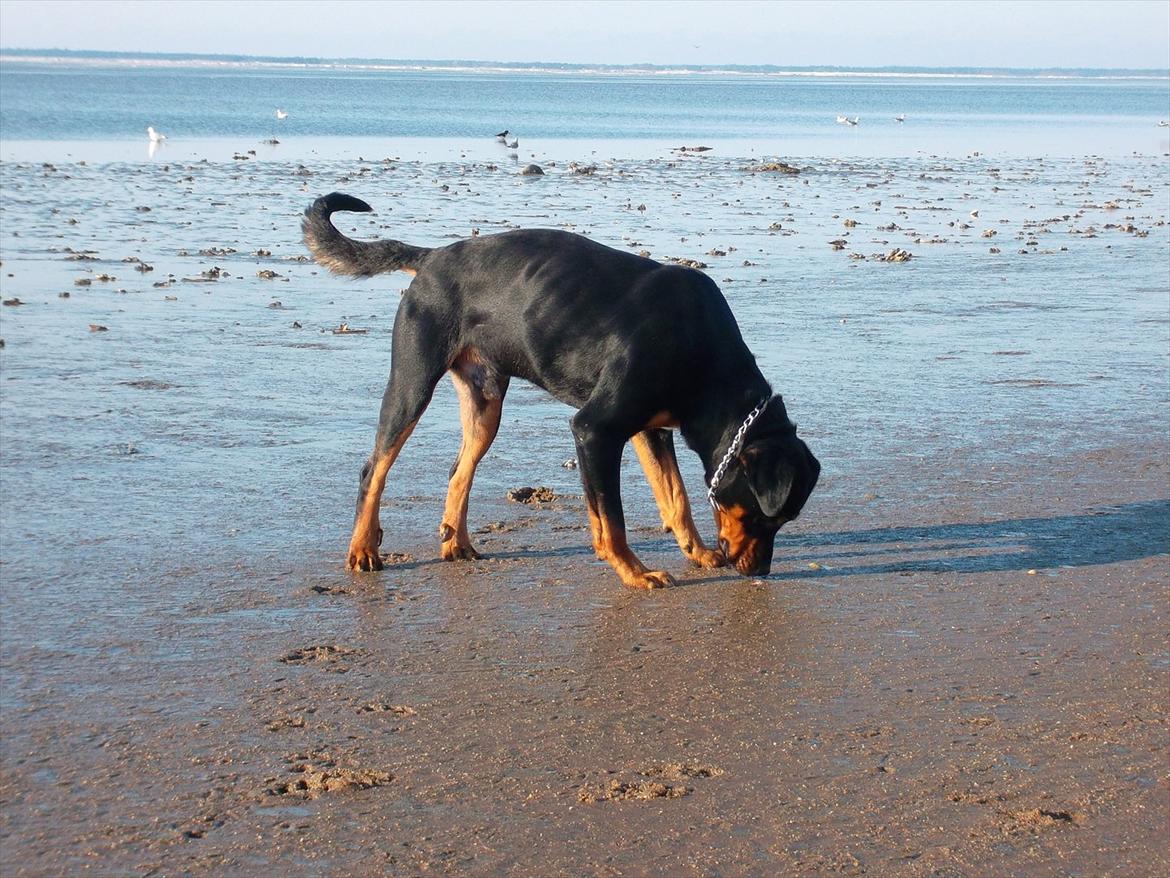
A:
[347,419,418,571]
[631,431,725,569]
[438,371,503,561]
[595,516,676,589]
[582,476,675,588]
[584,497,608,560]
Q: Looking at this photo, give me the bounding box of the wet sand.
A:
[2,444,1167,877]
[1,144,1168,875]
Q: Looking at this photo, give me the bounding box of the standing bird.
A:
[505,137,519,149]
[495,129,509,142]
[894,113,906,123]
[147,126,167,143]
[276,108,288,120]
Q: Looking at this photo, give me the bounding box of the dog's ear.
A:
[740,442,796,519]
[741,439,820,519]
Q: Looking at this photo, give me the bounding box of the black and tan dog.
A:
[303,193,819,588]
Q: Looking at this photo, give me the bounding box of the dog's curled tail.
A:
[302,192,431,277]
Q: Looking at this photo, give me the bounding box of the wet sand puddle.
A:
[0,146,1167,875]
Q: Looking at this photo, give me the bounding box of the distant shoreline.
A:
[1,47,1167,80]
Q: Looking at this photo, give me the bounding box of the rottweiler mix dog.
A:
[304,193,819,588]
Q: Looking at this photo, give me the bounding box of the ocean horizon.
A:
[2,46,1168,79]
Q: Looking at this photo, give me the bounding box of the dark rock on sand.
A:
[506,486,558,504]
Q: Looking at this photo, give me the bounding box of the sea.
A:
[1,51,1169,159]
[0,51,1167,598]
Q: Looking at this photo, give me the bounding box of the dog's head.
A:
[711,420,820,577]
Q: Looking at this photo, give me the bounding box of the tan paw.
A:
[686,545,726,569]
[347,543,383,572]
[441,541,482,561]
[624,569,677,589]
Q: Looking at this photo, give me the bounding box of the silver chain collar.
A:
[707,396,771,511]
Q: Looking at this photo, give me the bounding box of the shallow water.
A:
[1,144,1166,616]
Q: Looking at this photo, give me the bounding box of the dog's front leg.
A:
[632,429,725,569]
[571,414,676,589]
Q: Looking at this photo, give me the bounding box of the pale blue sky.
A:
[1,0,1167,69]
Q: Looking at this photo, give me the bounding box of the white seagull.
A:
[895,113,906,123]
[147,126,167,143]
[276,108,288,120]
[836,115,849,125]
[1158,120,1169,128]
[505,137,519,149]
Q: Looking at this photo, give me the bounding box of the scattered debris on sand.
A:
[578,779,690,802]
[1000,807,1087,831]
[279,645,357,665]
[506,486,558,504]
[309,583,350,595]
[268,763,392,799]
[264,715,307,732]
[642,762,724,780]
[357,702,417,716]
[745,161,801,174]
[577,763,722,803]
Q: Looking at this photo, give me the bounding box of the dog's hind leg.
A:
[439,365,509,561]
[348,302,450,571]
[632,429,726,569]
[349,415,419,571]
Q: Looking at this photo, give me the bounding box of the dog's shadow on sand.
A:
[775,498,1170,579]
[399,500,1168,583]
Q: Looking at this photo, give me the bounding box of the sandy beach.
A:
[1,141,1167,875]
